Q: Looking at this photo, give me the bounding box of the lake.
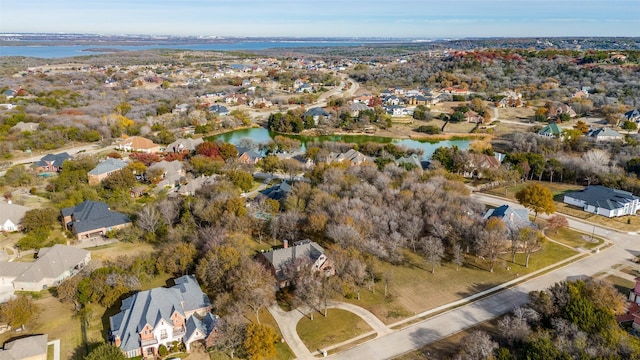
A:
[0,40,388,58]
[209,127,470,161]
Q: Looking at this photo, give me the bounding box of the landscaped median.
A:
[296,309,373,355]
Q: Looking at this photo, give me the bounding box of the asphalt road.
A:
[328,193,639,360]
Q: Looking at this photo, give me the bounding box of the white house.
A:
[563,185,640,218]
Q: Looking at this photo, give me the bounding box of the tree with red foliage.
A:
[164,152,186,162]
[196,141,223,160]
[129,152,161,166]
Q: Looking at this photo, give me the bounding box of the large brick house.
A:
[61,200,131,240]
[258,240,334,288]
[109,275,218,358]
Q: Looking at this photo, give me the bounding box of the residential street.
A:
[270,191,640,360]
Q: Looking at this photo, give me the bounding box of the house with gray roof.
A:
[166,138,204,154]
[33,152,71,172]
[483,204,532,231]
[61,200,131,240]
[236,147,262,165]
[327,149,370,166]
[587,127,623,141]
[88,158,127,185]
[0,202,29,232]
[625,108,640,123]
[208,104,230,116]
[109,275,217,358]
[0,334,48,360]
[258,240,333,288]
[147,160,185,191]
[564,185,640,218]
[177,175,218,196]
[303,107,330,126]
[0,244,90,294]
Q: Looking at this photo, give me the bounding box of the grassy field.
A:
[0,293,84,360]
[88,240,156,263]
[341,241,577,325]
[296,309,372,352]
[545,227,603,249]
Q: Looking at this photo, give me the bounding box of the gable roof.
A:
[484,205,531,228]
[109,275,211,353]
[185,313,219,344]
[588,127,622,139]
[88,158,127,176]
[0,203,29,227]
[177,175,217,196]
[61,200,131,234]
[304,107,329,117]
[538,123,563,136]
[34,152,71,168]
[261,240,325,279]
[0,334,48,360]
[166,138,204,153]
[564,185,640,211]
[10,244,89,283]
[120,136,159,150]
[259,181,292,201]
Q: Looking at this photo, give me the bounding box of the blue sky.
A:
[1,0,638,38]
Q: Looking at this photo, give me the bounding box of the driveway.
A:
[327,195,638,359]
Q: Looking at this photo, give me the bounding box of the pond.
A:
[208,127,470,161]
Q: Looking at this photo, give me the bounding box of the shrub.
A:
[158,344,168,357]
[415,125,441,134]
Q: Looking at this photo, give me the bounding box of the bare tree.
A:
[455,331,498,360]
[519,227,543,268]
[136,205,161,234]
[383,270,393,297]
[157,198,180,227]
[498,307,532,345]
[452,243,464,271]
[476,217,508,272]
[420,236,445,273]
[230,260,276,324]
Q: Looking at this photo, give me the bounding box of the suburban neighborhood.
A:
[0,34,640,360]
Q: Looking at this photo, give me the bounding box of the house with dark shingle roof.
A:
[61,200,131,240]
[303,107,330,126]
[563,185,640,218]
[257,240,333,288]
[33,152,71,172]
[109,275,217,358]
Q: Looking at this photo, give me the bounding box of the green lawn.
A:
[297,309,372,352]
[545,227,603,249]
[340,242,578,325]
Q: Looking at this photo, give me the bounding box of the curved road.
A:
[271,191,639,360]
[329,193,637,360]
